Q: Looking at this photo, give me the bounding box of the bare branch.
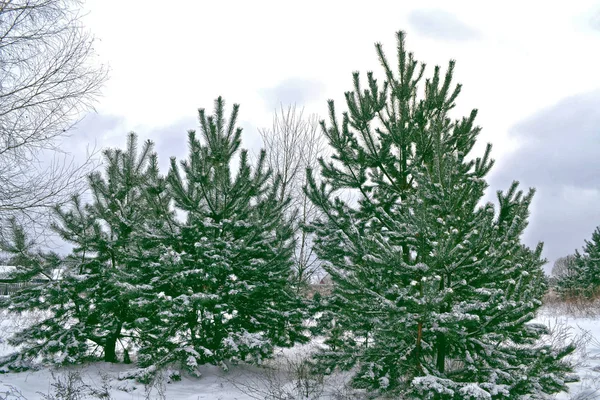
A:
[0,0,107,233]
[259,104,328,290]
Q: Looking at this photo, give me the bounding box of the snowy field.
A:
[0,306,599,399]
[0,343,359,399]
[534,305,600,400]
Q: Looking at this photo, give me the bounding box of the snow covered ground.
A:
[0,345,359,399]
[534,306,600,400]
[1,306,599,399]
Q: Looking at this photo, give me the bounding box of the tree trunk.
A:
[436,332,446,373]
[104,336,117,363]
[104,322,122,363]
[415,321,423,373]
[436,273,450,373]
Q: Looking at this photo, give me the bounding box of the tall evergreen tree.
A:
[556,227,600,299]
[306,31,574,398]
[0,134,158,368]
[133,98,309,379]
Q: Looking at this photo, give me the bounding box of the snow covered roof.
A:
[0,266,17,280]
[0,265,63,281]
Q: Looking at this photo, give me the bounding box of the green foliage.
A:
[0,133,159,368]
[0,29,577,398]
[0,217,62,280]
[130,98,309,378]
[1,100,310,376]
[306,31,574,398]
[556,228,600,299]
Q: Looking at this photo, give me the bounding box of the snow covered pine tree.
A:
[306,31,574,398]
[0,219,65,370]
[134,98,309,379]
[556,227,600,300]
[0,133,158,368]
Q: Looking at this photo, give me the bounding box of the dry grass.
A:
[228,344,369,400]
[542,291,600,318]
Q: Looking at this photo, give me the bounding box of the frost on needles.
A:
[134,98,310,379]
[0,29,577,399]
[305,31,575,398]
[555,226,600,300]
[0,135,162,368]
[0,99,309,380]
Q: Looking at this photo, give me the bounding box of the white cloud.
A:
[74,0,600,264]
[408,9,481,41]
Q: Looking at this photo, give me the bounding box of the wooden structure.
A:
[0,265,53,296]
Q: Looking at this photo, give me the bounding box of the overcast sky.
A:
[73,0,600,270]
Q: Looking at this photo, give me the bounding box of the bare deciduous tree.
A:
[552,254,577,278]
[259,104,327,291]
[0,0,107,228]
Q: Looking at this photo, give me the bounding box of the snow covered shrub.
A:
[39,370,113,400]
[306,30,575,398]
[0,384,28,400]
[232,350,325,400]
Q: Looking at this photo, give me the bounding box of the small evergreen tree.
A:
[0,218,62,307]
[0,133,158,368]
[306,31,574,398]
[0,212,98,371]
[556,228,600,299]
[0,217,62,277]
[134,98,309,379]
